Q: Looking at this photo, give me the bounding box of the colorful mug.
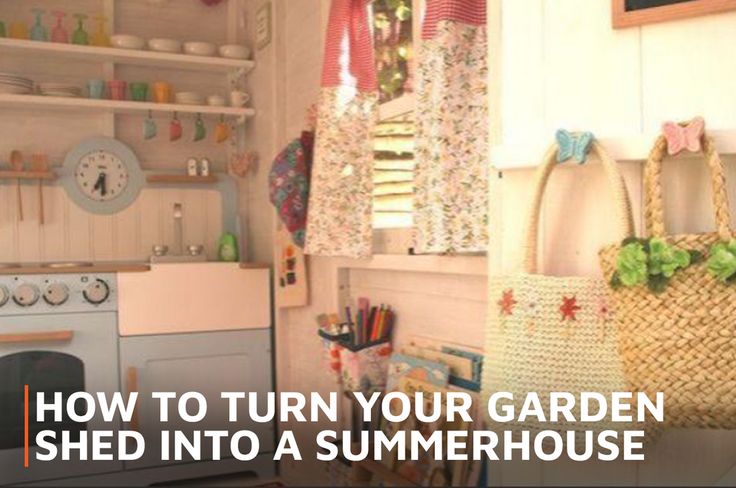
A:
[107,80,127,101]
[87,79,105,99]
[153,81,172,104]
[130,82,149,102]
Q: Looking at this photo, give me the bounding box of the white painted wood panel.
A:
[0,0,233,264]
[494,1,736,485]
[640,12,736,132]
[541,0,642,137]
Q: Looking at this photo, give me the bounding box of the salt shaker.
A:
[187,157,198,176]
[199,157,211,177]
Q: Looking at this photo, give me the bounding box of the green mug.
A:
[130,82,149,102]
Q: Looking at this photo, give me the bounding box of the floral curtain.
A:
[413,0,489,254]
[304,0,379,259]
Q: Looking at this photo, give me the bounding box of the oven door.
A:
[0,312,122,485]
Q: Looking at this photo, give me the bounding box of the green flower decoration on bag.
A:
[611,237,701,294]
[707,240,736,283]
[648,238,692,278]
[615,242,648,287]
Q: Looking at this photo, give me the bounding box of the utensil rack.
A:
[146,174,219,184]
[0,170,57,181]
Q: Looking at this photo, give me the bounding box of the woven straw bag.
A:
[599,133,736,429]
[482,140,640,437]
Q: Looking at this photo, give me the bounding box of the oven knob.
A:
[0,286,9,306]
[44,283,69,306]
[13,283,40,307]
[83,279,110,305]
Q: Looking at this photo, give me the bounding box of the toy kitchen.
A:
[0,1,274,485]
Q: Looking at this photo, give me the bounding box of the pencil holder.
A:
[318,329,350,383]
[338,339,392,395]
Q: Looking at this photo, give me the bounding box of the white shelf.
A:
[0,38,255,73]
[0,93,255,119]
[334,254,487,276]
[492,129,736,170]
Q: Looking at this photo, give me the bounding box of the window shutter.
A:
[373,120,414,229]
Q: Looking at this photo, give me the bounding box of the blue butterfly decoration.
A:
[556,129,595,164]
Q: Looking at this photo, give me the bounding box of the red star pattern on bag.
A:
[498,289,517,316]
[560,296,581,321]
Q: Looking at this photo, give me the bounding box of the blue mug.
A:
[87,79,105,99]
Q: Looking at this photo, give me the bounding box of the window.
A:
[373,118,414,229]
[371,0,421,229]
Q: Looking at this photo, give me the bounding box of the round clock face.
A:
[75,150,130,202]
[62,137,144,215]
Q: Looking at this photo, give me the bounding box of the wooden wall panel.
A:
[640,11,736,132]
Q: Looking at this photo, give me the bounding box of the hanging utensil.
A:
[30,154,48,225]
[9,150,24,221]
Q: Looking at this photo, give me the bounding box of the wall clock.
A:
[62,137,145,214]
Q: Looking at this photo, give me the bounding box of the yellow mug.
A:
[152,81,172,104]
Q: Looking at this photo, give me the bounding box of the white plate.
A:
[0,78,32,87]
[148,38,182,53]
[0,85,31,94]
[41,92,80,98]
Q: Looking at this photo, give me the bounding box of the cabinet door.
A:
[119,329,274,469]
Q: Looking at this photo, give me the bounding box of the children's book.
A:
[385,353,450,393]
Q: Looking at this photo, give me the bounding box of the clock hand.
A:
[100,172,107,196]
[92,173,108,196]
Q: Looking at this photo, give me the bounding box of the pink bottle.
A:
[51,11,68,43]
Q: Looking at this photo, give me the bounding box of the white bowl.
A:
[207,95,226,107]
[110,34,146,50]
[183,41,217,57]
[218,44,250,60]
[148,38,182,53]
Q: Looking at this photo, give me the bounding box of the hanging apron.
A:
[413,0,489,254]
[304,0,378,259]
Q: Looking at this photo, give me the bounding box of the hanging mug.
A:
[215,116,230,143]
[170,113,183,142]
[193,114,206,142]
[144,112,157,140]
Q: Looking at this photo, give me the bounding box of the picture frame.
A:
[612,0,736,29]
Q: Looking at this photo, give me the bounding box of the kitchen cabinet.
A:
[119,329,274,470]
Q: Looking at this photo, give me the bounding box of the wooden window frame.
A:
[612,0,736,29]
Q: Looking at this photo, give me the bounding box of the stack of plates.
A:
[175,91,204,105]
[0,72,33,95]
[38,83,82,98]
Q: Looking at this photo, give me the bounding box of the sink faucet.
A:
[173,203,183,256]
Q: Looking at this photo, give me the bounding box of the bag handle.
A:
[644,133,733,242]
[523,139,635,274]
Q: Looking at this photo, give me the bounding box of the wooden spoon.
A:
[9,150,23,221]
[30,154,48,225]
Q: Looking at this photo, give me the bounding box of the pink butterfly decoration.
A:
[662,117,705,156]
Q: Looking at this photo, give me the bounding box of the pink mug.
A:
[107,80,127,101]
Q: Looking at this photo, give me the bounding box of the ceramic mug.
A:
[107,80,127,101]
[153,81,172,104]
[130,82,149,102]
[87,79,105,99]
[230,90,250,108]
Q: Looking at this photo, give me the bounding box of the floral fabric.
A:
[305,88,378,258]
[413,19,489,254]
[304,0,378,258]
[268,132,314,248]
